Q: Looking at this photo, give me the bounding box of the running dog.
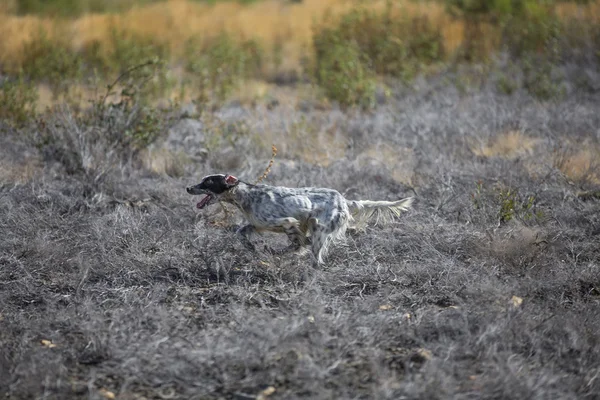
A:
[187,174,413,265]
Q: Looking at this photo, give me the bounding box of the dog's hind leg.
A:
[308,211,349,267]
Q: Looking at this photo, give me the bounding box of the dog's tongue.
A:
[196,195,211,209]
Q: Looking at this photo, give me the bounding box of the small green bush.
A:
[314,39,376,109]
[79,27,171,78]
[13,0,165,17]
[106,28,170,74]
[94,59,175,151]
[20,29,82,86]
[314,7,444,80]
[471,181,542,225]
[79,28,174,103]
[35,60,177,181]
[500,2,562,58]
[0,75,38,128]
[522,56,564,100]
[185,33,264,106]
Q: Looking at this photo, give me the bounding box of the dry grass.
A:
[0,0,456,73]
[471,130,539,159]
[554,145,600,185]
[358,144,416,186]
[140,148,188,177]
[2,0,598,75]
[2,62,600,399]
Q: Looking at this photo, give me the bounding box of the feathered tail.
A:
[346,197,414,230]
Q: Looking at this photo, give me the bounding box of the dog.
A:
[187,174,413,265]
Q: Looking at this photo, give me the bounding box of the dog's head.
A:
[186,174,239,209]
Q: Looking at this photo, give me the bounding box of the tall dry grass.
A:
[2,0,598,74]
[0,0,456,74]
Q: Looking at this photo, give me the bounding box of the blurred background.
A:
[1,0,599,120]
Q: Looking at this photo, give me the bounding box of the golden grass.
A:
[555,146,600,184]
[0,0,453,73]
[471,131,539,159]
[140,148,187,177]
[359,144,416,185]
[2,0,597,73]
[0,158,41,184]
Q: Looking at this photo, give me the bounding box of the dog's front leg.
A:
[236,224,257,252]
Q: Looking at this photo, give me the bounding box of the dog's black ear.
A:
[224,175,239,186]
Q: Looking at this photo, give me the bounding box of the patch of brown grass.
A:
[358,144,416,185]
[2,0,598,74]
[140,148,188,177]
[554,145,600,185]
[0,0,452,74]
[0,158,41,184]
[471,130,539,159]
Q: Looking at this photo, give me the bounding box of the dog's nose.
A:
[186,186,193,194]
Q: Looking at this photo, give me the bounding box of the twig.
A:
[255,144,277,184]
[98,59,157,110]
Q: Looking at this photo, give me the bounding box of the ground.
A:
[1,67,599,399]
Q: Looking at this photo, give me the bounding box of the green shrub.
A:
[94,59,175,151]
[471,181,542,225]
[80,27,171,78]
[13,0,165,17]
[107,28,170,74]
[185,33,264,106]
[20,29,82,86]
[79,28,174,103]
[314,6,444,80]
[522,56,565,100]
[35,60,177,181]
[314,39,376,109]
[500,2,562,58]
[0,75,38,128]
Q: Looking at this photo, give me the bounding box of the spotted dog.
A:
[187,174,413,266]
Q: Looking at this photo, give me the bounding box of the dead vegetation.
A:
[1,24,600,400]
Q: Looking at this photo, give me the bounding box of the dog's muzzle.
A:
[187,186,214,209]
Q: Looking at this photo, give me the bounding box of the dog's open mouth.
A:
[197,195,213,209]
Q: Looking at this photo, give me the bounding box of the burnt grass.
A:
[1,67,600,399]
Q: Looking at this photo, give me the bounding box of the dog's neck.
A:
[222,181,253,209]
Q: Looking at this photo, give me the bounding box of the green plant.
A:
[496,71,518,95]
[471,181,542,225]
[33,59,178,185]
[496,187,539,223]
[522,56,564,100]
[12,0,166,17]
[0,75,38,128]
[20,28,83,88]
[314,6,444,81]
[314,39,376,109]
[185,33,264,107]
[95,59,175,151]
[500,2,562,58]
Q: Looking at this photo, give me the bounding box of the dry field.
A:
[1,0,599,72]
[1,1,600,399]
[1,59,600,398]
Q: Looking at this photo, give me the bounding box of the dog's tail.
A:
[346,197,414,230]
